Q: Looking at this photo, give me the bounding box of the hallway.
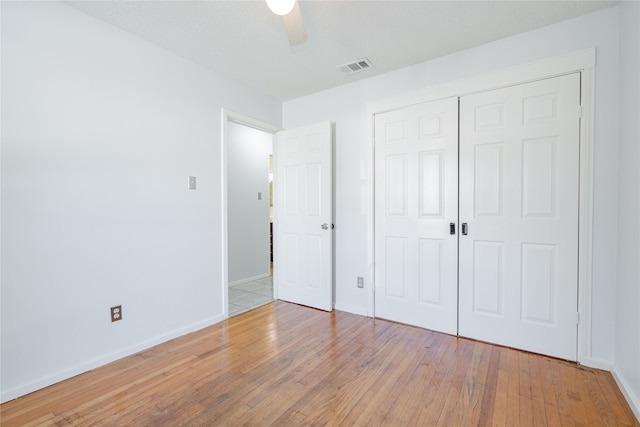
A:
[229,275,273,316]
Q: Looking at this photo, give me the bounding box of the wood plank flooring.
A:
[2,301,638,426]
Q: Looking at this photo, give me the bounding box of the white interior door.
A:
[458,73,581,360]
[274,121,333,311]
[374,97,459,334]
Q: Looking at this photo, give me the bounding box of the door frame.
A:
[220,109,280,319]
[366,49,596,364]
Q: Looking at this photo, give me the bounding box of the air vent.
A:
[337,58,374,75]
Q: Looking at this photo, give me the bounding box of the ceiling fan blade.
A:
[282,1,307,45]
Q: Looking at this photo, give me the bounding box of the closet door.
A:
[458,73,581,360]
[374,97,458,334]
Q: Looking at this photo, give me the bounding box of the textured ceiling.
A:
[65,0,617,101]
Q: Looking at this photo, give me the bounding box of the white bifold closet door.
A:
[373,73,581,360]
[458,73,581,360]
[374,97,459,335]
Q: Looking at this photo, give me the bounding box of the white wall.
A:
[0,1,281,402]
[227,122,272,283]
[2,0,636,414]
[615,1,640,419]
[283,7,620,362]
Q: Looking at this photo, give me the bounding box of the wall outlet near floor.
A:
[357,277,364,288]
[110,305,122,322]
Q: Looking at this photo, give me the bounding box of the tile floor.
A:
[228,274,274,317]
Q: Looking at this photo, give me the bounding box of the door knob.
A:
[321,223,329,230]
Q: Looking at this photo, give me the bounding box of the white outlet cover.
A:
[188,176,197,190]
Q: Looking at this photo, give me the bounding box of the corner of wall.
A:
[614,0,640,423]
[612,368,640,422]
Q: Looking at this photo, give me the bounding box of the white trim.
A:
[0,314,224,403]
[220,109,280,320]
[366,49,596,362]
[579,357,640,421]
[580,357,612,371]
[368,48,595,114]
[225,110,281,134]
[577,67,595,367]
[334,302,368,317]
[365,102,376,318]
[612,367,640,422]
[229,273,271,288]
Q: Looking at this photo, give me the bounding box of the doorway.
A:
[223,112,279,317]
[221,111,335,317]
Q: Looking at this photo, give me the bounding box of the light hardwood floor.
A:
[2,301,638,426]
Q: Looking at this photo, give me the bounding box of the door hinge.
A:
[576,312,580,324]
[577,105,583,118]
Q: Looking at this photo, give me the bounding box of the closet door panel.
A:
[458,73,581,361]
[374,97,458,334]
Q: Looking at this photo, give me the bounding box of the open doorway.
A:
[226,120,275,316]
[222,111,334,316]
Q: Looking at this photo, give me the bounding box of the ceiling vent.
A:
[337,58,374,75]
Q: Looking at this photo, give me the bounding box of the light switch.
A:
[258,192,262,200]
[188,176,197,190]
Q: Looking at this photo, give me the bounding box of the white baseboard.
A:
[229,273,271,287]
[1,314,225,404]
[580,357,612,371]
[333,302,368,317]
[580,358,640,423]
[612,367,640,423]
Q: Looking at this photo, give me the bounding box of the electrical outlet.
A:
[357,277,364,288]
[110,305,122,322]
